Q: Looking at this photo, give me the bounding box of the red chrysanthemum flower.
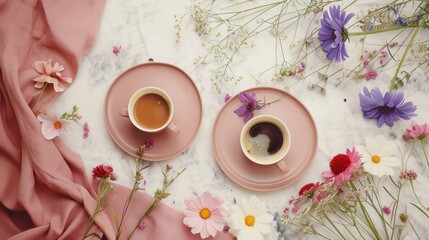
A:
[322,148,361,185]
[299,183,315,196]
[92,164,114,179]
[330,154,351,175]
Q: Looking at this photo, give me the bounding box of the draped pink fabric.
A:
[0,1,233,239]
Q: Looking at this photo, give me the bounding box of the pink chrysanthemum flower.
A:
[403,123,429,143]
[183,192,226,239]
[33,59,72,92]
[322,148,361,185]
[37,113,70,140]
[92,164,114,180]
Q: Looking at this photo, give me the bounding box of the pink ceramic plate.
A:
[212,87,317,191]
[104,62,202,160]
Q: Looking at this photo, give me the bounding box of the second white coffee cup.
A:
[240,115,290,173]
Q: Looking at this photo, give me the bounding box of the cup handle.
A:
[276,160,289,174]
[167,121,181,135]
[120,108,129,117]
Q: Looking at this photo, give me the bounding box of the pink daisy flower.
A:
[37,113,70,140]
[403,123,429,143]
[322,148,361,185]
[183,192,226,239]
[33,59,72,92]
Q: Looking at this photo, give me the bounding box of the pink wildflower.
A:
[322,148,361,185]
[389,42,398,47]
[399,170,417,181]
[138,222,146,230]
[297,62,306,74]
[403,123,429,142]
[37,113,70,140]
[33,59,72,92]
[363,60,370,67]
[382,206,391,215]
[83,122,89,139]
[113,46,121,55]
[365,70,378,80]
[145,138,155,148]
[224,93,231,102]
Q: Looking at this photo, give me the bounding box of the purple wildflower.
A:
[395,17,408,26]
[234,92,261,123]
[145,138,155,149]
[359,87,417,127]
[83,122,89,139]
[318,5,354,62]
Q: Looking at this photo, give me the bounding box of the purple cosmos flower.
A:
[359,87,417,127]
[234,92,261,123]
[318,5,354,62]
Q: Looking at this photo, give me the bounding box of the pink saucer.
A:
[212,87,317,191]
[104,62,202,160]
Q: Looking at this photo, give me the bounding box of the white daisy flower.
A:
[228,196,273,240]
[356,135,399,177]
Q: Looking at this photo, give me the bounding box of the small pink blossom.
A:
[365,70,378,80]
[83,122,89,139]
[363,60,370,67]
[145,138,155,148]
[222,225,230,233]
[148,58,154,61]
[33,59,72,92]
[382,206,391,215]
[224,93,231,102]
[322,148,361,186]
[183,192,225,239]
[403,123,429,142]
[113,46,122,55]
[389,42,398,48]
[37,113,70,140]
[399,170,417,181]
[138,222,146,230]
[297,62,306,74]
[381,51,388,58]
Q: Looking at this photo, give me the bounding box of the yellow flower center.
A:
[244,215,255,227]
[53,121,62,129]
[199,208,211,219]
[371,155,381,164]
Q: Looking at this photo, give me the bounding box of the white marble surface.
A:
[52,0,429,239]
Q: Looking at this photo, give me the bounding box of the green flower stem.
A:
[350,182,382,240]
[411,180,429,211]
[83,178,111,239]
[348,26,417,36]
[389,13,428,91]
[323,212,348,240]
[421,139,429,168]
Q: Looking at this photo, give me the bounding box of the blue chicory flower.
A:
[359,87,417,127]
[395,17,408,26]
[234,92,262,123]
[318,5,354,62]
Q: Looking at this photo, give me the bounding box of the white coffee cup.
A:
[121,87,180,134]
[240,115,290,173]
